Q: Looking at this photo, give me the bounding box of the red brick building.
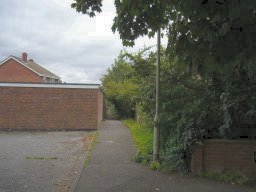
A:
[0,83,103,130]
[0,52,61,83]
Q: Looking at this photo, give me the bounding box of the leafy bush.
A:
[150,161,160,171]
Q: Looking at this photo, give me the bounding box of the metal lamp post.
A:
[153,28,161,162]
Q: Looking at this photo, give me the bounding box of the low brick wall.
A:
[0,83,103,130]
[191,139,256,177]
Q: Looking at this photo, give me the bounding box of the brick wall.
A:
[97,90,103,126]
[191,139,256,177]
[0,84,103,130]
[0,58,43,83]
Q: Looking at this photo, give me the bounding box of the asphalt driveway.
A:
[0,131,93,192]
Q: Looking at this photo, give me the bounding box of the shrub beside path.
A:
[74,120,255,192]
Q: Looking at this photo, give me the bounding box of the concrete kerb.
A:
[70,131,99,192]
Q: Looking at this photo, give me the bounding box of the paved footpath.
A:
[75,120,255,192]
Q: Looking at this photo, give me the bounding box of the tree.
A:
[72,0,256,130]
[72,0,256,79]
[101,47,159,117]
[101,51,139,118]
[72,0,256,171]
[71,0,169,46]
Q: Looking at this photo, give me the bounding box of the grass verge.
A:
[84,131,99,166]
[123,119,153,166]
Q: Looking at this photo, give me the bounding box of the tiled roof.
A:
[12,56,60,79]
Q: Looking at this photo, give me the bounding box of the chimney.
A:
[22,52,27,63]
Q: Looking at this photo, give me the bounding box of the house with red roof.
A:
[0,52,61,83]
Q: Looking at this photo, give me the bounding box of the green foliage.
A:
[101,49,157,118]
[105,101,119,119]
[219,80,256,138]
[72,0,256,174]
[104,46,255,173]
[101,52,140,117]
[198,170,255,185]
[150,161,160,171]
[71,0,102,17]
[123,119,153,164]
[111,0,169,46]
[71,0,169,46]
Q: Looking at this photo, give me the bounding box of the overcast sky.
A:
[0,0,160,83]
